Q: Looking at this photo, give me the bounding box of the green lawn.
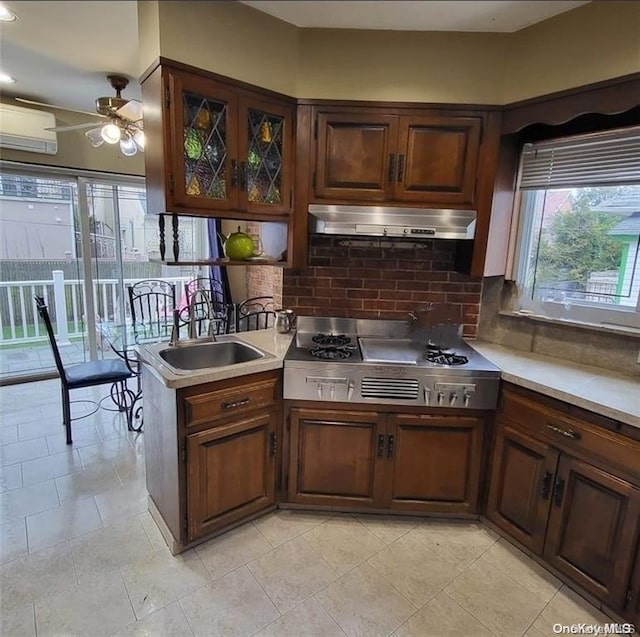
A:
[0,321,85,349]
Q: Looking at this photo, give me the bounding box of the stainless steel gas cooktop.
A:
[283,317,500,409]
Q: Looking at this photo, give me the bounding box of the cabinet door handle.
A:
[547,423,581,440]
[221,397,250,410]
[377,433,385,458]
[387,154,396,183]
[239,161,247,191]
[269,433,277,456]
[541,470,553,499]
[387,434,395,459]
[553,477,565,507]
[231,159,238,188]
[396,155,405,182]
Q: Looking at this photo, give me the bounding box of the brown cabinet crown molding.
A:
[502,72,640,134]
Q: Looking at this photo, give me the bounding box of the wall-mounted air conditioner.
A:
[0,103,58,155]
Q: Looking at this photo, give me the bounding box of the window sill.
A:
[498,310,640,338]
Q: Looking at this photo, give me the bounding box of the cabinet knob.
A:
[387,434,395,459]
[541,470,553,499]
[231,159,238,188]
[396,154,405,182]
[377,433,385,459]
[553,477,566,507]
[387,154,396,183]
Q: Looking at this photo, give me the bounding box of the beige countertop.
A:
[137,328,294,389]
[470,342,640,429]
[138,331,639,427]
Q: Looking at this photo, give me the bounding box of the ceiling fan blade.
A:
[116,99,143,122]
[45,121,106,132]
[15,97,107,119]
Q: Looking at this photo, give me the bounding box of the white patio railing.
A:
[0,272,192,345]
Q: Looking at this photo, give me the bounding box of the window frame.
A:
[510,131,640,331]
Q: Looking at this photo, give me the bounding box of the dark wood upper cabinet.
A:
[486,424,559,555]
[311,107,489,210]
[168,70,239,212]
[382,413,485,514]
[141,62,294,220]
[238,96,294,216]
[544,456,640,610]
[315,112,398,201]
[394,116,482,205]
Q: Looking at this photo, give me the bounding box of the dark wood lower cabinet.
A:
[544,456,640,610]
[628,546,640,627]
[186,411,276,542]
[383,414,484,513]
[287,408,386,508]
[487,385,640,621]
[486,425,558,554]
[287,407,485,513]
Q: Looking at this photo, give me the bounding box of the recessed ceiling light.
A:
[0,72,16,84]
[0,3,18,22]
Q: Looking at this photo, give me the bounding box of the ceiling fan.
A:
[16,75,144,156]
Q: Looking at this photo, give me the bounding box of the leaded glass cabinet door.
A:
[238,97,293,216]
[169,71,238,212]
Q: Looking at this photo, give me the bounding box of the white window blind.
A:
[520,126,640,190]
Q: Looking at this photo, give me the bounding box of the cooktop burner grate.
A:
[310,346,353,360]
[312,334,351,347]
[425,348,469,366]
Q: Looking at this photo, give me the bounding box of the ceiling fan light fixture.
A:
[119,131,138,157]
[101,122,121,144]
[0,4,18,22]
[133,129,145,151]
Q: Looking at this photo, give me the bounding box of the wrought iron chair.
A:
[183,277,233,336]
[34,296,134,445]
[127,279,176,341]
[184,277,226,306]
[235,296,275,332]
[177,291,233,337]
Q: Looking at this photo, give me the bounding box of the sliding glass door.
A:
[0,172,88,378]
[0,165,211,381]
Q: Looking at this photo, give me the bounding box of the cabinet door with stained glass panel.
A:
[238,97,294,216]
[169,71,239,212]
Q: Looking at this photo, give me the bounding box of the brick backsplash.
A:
[282,236,482,337]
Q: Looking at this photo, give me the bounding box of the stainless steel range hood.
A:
[309,204,476,240]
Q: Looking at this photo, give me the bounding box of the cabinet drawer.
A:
[501,390,640,480]
[183,377,278,429]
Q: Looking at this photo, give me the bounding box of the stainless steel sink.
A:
[158,341,265,371]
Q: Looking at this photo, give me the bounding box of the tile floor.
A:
[0,378,627,637]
